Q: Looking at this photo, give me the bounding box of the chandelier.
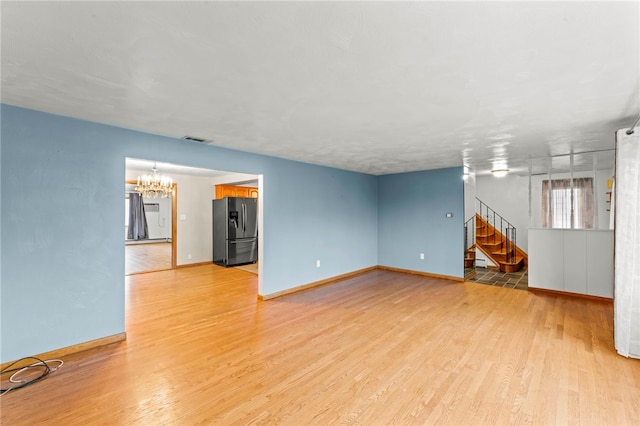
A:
[136,163,173,198]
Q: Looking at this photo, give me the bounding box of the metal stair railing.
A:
[464,216,475,254]
[476,197,517,264]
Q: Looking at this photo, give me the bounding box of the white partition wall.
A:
[614,127,640,359]
[529,228,613,298]
[528,229,564,291]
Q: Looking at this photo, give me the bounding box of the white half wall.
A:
[528,228,613,298]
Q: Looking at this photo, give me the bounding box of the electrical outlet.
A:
[316,260,321,268]
[188,254,192,260]
[420,253,425,260]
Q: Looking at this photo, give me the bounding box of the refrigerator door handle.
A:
[229,238,257,244]
[242,203,246,233]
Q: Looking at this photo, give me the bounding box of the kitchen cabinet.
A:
[248,187,259,198]
[215,184,258,199]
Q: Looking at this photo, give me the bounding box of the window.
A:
[542,178,594,229]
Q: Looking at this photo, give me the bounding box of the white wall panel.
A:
[529,228,613,298]
[586,231,614,298]
[563,231,587,294]
[529,229,564,291]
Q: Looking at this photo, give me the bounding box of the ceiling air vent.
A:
[182,135,214,144]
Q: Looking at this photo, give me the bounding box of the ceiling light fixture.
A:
[136,163,173,198]
[462,166,472,181]
[491,169,509,178]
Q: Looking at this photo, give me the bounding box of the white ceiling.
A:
[2,1,638,176]
[125,157,233,178]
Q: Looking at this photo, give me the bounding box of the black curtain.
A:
[127,193,148,240]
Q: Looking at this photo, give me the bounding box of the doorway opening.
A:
[125,180,177,275]
[125,157,263,291]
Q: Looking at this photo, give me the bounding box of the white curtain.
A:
[615,127,640,359]
[541,177,595,229]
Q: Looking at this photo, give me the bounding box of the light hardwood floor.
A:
[125,241,172,275]
[2,266,639,425]
[234,261,258,275]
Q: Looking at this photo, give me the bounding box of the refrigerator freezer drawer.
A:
[226,238,258,266]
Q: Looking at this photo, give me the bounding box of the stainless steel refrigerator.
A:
[212,197,258,267]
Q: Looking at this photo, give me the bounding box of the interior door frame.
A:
[126,180,177,271]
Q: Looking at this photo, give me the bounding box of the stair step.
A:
[472,212,528,272]
[500,259,523,264]
[477,233,494,238]
[497,256,524,263]
[492,249,518,256]
[483,242,502,249]
[498,258,525,273]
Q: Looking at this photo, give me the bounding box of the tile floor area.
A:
[464,266,528,291]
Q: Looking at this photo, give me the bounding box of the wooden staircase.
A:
[464,246,476,268]
[474,214,527,272]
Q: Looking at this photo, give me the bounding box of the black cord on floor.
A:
[1,356,62,395]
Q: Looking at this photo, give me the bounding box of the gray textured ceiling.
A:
[2,1,638,176]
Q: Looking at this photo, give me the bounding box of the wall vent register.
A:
[144,203,159,213]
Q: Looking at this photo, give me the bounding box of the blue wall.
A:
[0,105,378,361]
[378,168,464,277]
[1,104,464,362]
